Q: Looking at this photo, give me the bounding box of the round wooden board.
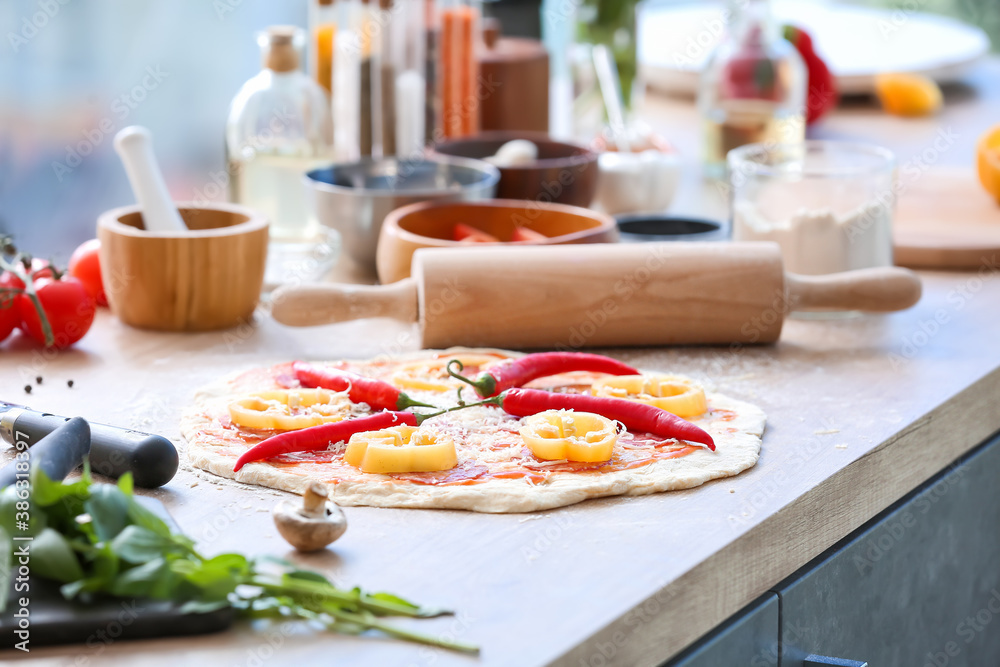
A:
[893,167,1000,270]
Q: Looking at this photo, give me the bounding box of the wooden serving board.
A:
[893,167,1000,269]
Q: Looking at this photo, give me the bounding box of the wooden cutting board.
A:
[894,167,1000,270]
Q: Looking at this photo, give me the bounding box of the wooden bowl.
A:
[376,199,618,283]
[431,132,599,207]
[97,202,268,331]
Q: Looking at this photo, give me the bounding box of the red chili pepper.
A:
[293,361,434,411]
[447,352,639,398]
[486,388,715,451]
[233,411,420,471]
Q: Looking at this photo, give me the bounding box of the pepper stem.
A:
[397,394,436,410]
[445,359,495,397]
[412,394,502,424]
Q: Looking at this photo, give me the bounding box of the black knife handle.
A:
[2,409,178,488]
[0,416,92,487]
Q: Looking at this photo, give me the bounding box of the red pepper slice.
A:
[453,223,499,243]
[511,227,548,242]
[233,411,419,471]
[448,352,640,398]
[293,361,434,411]
[491,388,715,451]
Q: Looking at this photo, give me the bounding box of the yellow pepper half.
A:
[229,389,350,430]
[590,375,707,417]
[520,410,618,463]
[390,354,504,392]
[344,425,458,474]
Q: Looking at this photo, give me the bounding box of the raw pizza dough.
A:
[182,349,765,513]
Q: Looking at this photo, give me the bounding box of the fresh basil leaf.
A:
[60,544,122,599]
[368,591,420,611]
[256,554,294,568]
[30,466,90,507]
[205,553,249,573]
[0,485,47,537]
[85,484,130,542]
[0,525,10,614]
[285,569,330,585]
[111,525,173,564]
[179,599,229,615]
[110,557,169,597]
[60,578,88,599]
[124,497,172,536]
[175,553,248,601]
[88,542,120,585]
[116,473,134,496]
[31,528,84,583]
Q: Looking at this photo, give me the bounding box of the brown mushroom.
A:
[272,482,347,551]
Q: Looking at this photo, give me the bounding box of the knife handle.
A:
[2,409,178,488]
[0,417,91,487]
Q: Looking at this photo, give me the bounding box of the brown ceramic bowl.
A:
[97,202,268,331]
[376,199,618,283]
[431,131,599,208]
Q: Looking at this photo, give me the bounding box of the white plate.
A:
[638,0,990,95]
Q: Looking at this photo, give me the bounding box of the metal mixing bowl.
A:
[306,156,500,268]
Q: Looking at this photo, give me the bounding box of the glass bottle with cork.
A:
[226,26,336,287]
[698,0,806,178]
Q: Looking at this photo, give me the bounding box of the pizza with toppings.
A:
[181,349,765,513]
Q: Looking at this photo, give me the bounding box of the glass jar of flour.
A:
[728,141,896,276]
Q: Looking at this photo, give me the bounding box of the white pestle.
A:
[113,126,187,232]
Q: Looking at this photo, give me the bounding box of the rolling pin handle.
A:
[271,278,419,327]
[785,267,922,313]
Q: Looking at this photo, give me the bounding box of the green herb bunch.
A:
[0,465,477,654]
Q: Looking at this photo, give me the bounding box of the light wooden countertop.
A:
[4,60,1000,667]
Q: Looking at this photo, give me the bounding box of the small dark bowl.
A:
[616,214,727,242]
[432,131,599,208]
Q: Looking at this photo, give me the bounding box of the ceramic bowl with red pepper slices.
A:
[375,199,619,284]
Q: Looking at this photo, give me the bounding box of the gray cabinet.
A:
[663,433,1000,667]
[664,594,779,667]
[777,433,1000,667]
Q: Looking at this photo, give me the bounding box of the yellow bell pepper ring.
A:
[344,425,458,474]
[590,375,707,418]
[229,389,348,430]
[519,410,618,463]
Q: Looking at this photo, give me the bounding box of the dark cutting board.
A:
[1,496,233,648]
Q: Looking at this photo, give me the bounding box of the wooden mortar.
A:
[97,202,268,332]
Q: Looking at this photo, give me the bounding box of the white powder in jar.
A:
[733,198,894,275]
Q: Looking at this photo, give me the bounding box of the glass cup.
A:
[728,140,897,276]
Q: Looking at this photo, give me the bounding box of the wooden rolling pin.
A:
[271,243,922,348]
